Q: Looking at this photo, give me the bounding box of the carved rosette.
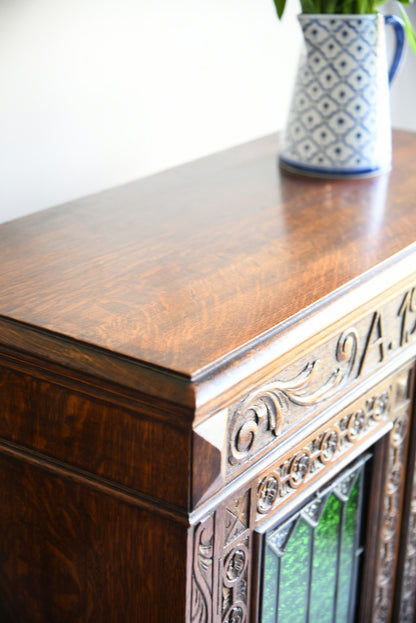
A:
[228,330,359,468]
[191,514,215,623]
[221,538,249,623]
[256,389,391,519]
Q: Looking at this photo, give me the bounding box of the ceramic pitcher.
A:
[279,14,405,177]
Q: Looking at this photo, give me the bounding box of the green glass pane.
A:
[310,493,342,623]
[336,476,360,623]
[261,459,367,623]
[261,547,279,623]
[278,518,311,623]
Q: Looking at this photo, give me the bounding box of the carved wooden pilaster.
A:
[398,494,416,622]
[191,515,215,623]
[220,491,251,623]
[371,409,411,623]
[395,370,416,623]
[356,365,414,623]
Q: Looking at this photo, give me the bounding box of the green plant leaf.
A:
[271,0,416,53]
[273,0,288,18]
[300,0,320,13]
[399,5,416,54]
[327,0,340,12]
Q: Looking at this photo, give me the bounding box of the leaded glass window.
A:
[260,455,369,623]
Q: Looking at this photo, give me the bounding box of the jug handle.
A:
[385,15,405,84]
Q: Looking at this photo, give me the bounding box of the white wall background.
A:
[0,0,415,224]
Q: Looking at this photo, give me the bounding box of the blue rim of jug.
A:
[279,156,391,179]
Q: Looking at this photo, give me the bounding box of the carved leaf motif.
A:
[229,330,358,465]
[270,329,358,407]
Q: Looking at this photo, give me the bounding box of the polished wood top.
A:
[1,130,416,382]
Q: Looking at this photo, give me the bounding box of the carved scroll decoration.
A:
[229,330,358,466]
[191,514,215,623]
[228,284,416,471]
[255,389,391,519]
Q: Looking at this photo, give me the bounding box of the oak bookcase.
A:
[1,131,416,622]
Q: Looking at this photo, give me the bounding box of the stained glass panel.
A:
[278,518,311,623]
[310,493,342,623]
[336,477,359,622]
[261,546,279,623]
[260,456,368,623]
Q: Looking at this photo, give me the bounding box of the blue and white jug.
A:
[280,14,405,177]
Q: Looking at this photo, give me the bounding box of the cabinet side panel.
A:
[0,451,187,623]
[0,365,189,508]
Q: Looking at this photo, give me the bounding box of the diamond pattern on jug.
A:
[288,121,305,142]
[346,17,373,33]
[349,41,371,62]
[321,37,343,60]
[293,92,312,113]
[345,96,368,118]
[304,22,331,44]
[331,24,356,45]
[313,151,335,167]
[331,83,356,104]
[301,108,322,131]
[333,50,360,77]
[309,50,329,73]
[326,142,355,164]
[344,126,372,149]
[299,65,314,86]
[328,112,356,135]
[305,81,324,102]
[295,137,319,161]
[317,96,339,117]
[316,66,340,91]
[312,126,337,146]
[347,67,372,91]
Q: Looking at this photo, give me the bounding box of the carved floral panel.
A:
[255,387,392,522]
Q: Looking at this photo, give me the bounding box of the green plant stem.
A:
[399,5,416,53]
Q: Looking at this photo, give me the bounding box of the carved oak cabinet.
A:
[1,131,416,623]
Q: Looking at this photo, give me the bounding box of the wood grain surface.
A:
[0,131,415,381]
[0,451,187,622]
